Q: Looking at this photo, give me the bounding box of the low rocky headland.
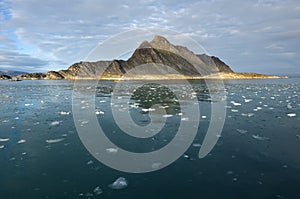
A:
[0,35,287,80]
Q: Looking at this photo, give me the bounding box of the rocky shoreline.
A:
[0,72,286,80]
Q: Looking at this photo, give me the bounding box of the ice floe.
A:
[252,135,270,141]
[162,114,173,118]
[17,139,26,144]
[108,177,128,190]
[192,143,201,147]
[106,148,118,153]
[244,99,253,103]
[59,111,71,115]
[87,160,94,165]
[93,186,103,195]
[50,121,61,126]
[95,110,105,115]
[0,138,9,142]
[0,145,4,149]
[287,113,296,117]
[230,101,241,106]
[236,129,248,134]
[45,138,65,144]
[151,162,162,169]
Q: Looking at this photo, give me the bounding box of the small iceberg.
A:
[162,114,173,118]
[106,148,118,154]
[192,143,201,147]
[252,135,270,141]
[108,177,128,190]
[59,111,71,115]
[50,121,61,126]
[0,138,9,142]
[236,129,248,134]
[93,186,103,195]
[46,138,65,144]
[17,139,26,144]
[142,108,155,112]
[287,113,296,117]
[95,110,105,115]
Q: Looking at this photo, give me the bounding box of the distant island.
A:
[0,35,286,80]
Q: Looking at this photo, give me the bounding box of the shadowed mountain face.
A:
[54,35,234,79]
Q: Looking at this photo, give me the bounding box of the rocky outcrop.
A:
[18,73,46,80]
[0,74,11,80]
[45,71,64,80]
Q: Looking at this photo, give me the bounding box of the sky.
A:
[0,0,299,74]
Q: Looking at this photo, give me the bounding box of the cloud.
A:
[0,0,298,74]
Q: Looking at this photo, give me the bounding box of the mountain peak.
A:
[138,40,152,49]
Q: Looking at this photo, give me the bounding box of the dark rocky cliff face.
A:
[197,54,233,73]
[0,74,11,80]
[18,73,46,80]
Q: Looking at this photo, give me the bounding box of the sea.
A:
[0,77,299,199]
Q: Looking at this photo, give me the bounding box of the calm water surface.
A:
[0,78,299,198]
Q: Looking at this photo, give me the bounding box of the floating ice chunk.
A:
[142,108,155,112]
[226,171,234,175]
[46,138,65,144]
[25,103,33,106]
[236,129,248,134]
[244,99,253,103]
[256,107,262,110]
[230,101,241,106]
[252,135,270,141]
[181,117,189,121]
[0,138,9,142]
[0,145,4,149]
[183,154,189,159]
[87,160,94,165]
[50,121,60,126]
[151,162,162,169]
[192,143,201,147]
[106,148,118,153]
[287,113,296,117]
[17,139,26,144]
[59,111,71,115]
[14,117,19,120]
[162,114,173,118]
[93,186,103,195]
[95,111,105,115]
[108,177,128,190]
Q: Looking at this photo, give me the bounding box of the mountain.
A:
[44,35,235,80]
[9,35,279,80]
[0,70,27,76]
